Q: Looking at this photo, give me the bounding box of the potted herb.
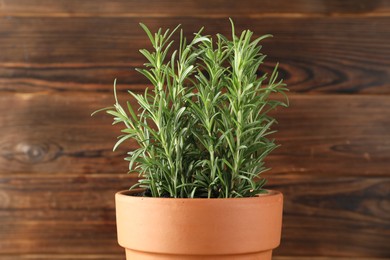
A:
[95,19,288,260]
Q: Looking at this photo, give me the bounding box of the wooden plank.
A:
[270,175,390,257]
[268,94,390,176]
[0,124,129,174]
[0,174,388,256]
[268,136,390,177]
[0,93,389,176]
[0,92,129,174]
[276,258,388,260]
[0,256,386,260]
[0,255,123,260]
[1,0,389,17]
[0,174,135,210]
[0,173,131,254]
[0,65,147,93]
[0,252,122,260]
[0,222,121,254]
[0,17,389,93]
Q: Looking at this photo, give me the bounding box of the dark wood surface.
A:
[0,93,389,176]
[1,16,389,94]
[1,256,386,260]
[1,0,390,16]
[0,0,389,259]
[0,174,388,257]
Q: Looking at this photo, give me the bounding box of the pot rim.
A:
[116,188,281,201]
[115,188,283,255]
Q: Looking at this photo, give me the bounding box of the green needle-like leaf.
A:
[93,20,288,198]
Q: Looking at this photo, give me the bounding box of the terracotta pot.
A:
[115,189,283,260]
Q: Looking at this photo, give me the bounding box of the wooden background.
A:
[0,0,389,259]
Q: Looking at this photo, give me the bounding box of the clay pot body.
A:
[115,190,283,260]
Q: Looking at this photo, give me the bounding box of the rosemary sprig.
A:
[96,19,288,198]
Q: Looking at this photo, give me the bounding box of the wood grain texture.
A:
[0,93,127,174]
[1,0,389,258]
[0,256,124,260]
[1,93,389,176]
[0,174,388,256]
[0,174,131,254]
[0,16,389,94]
[0,256,387,260]
[268,175,390,257]
[1,0,389,17]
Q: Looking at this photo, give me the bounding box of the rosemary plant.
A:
[95,20,288,198]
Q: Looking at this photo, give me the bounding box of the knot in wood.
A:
[0,140,62,164]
